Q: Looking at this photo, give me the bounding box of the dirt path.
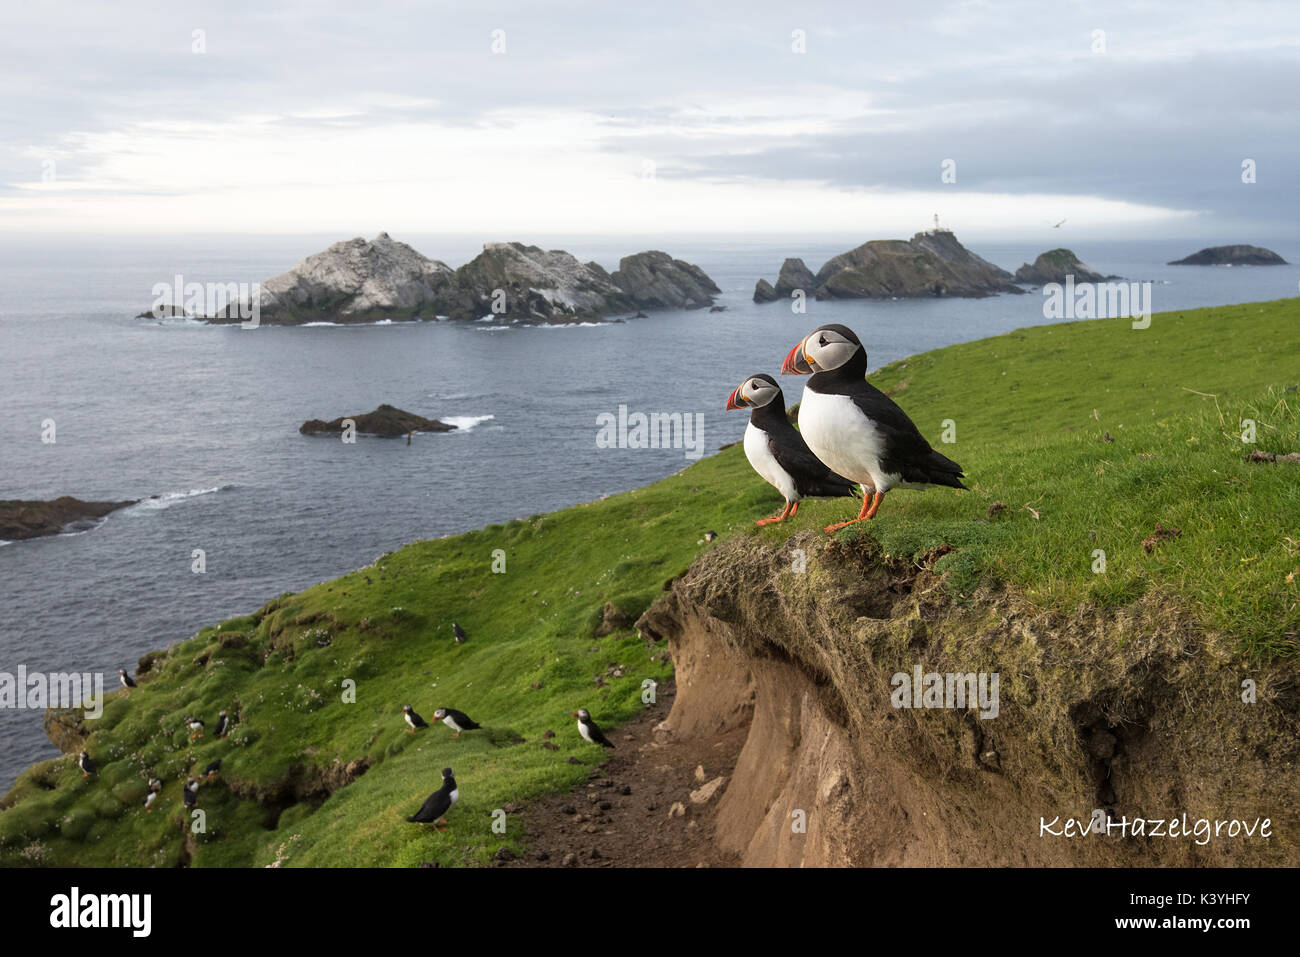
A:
[504,681,747,867]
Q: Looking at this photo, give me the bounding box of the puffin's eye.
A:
[818,335,828,347]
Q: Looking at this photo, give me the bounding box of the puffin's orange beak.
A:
[725,387,746,410]
[782,340,812,375]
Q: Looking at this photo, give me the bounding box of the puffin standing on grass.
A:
[782,324,967,532]
[185,716,205,740]
[451,622,468,645]
[182,777,199,810]
[78,751,97,778]
[117,668,137,691]
[401,705,430,733]
[406,768,458,829]
[144,778,162,812]
[574,708,614,749]
[214,710,231,739]
[725,373,858,525]
[433,707,480,738]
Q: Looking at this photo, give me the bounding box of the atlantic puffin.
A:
[401,704,429,733]
[78,750,97,777]
[433,707,480,738]
[782,324,966,532]
[182,777,199,809]
[726,373,858,525]
[117,668,136,691]
[202,760,221,779]
[574,708,614,748]
[144,779,162,812]
[452,622,468,644]
[406,767,458,829]
[214,710,231,738]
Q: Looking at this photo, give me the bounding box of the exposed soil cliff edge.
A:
[638,532,1298,867]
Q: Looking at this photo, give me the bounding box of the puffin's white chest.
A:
[448,787,459,805]
[578,720,593,743]
[743,422,798,501]
[442,715,462,732]
[797,390,892,490]
[405,713,417,729]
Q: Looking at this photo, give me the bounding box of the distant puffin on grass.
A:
[407,767,458,829]
[203,760,221,779]
[185,716,204,740]
[433,707,480,738]
[726,373,859,525]
[782,324,967,533]
[117,668,136,691]
[574,708,614,748]
[144,779,162,812]
[182,777,199,809]
[78,750,97,777]
[214,710,231,738]
[401,705,430,733]
[452,622,468,644]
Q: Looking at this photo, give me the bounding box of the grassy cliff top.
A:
[2,296,1297,867]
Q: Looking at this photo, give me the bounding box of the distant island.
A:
[140,234,720,326]
[753,229,1024,302]
[1014,248,1118,285]
[0,496,136,542]
[1168,245,1288,266]
[300,404,457,438]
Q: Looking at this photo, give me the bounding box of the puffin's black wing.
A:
[407,788,452,823]
[82,756,97,774]
[122,673,137,687]
[587,720,615,749]
[849,381,966,488]
[452,623,467,641]
[448,708,480,730]
[410,710,429,728]
[764,421,860,499]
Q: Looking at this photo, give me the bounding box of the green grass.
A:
[2,296,1297,867]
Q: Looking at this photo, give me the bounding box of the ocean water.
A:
[2,233,1297,790]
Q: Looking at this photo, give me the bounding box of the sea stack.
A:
[1168,245,1288,266]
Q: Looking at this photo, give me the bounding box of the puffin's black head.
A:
[434,707,448,719]
[574,708,591,721]
[782,324,864,375]
[725,373,782,411]
[117,668,126,674]
[401,705,412,713]
[441,767,454,779]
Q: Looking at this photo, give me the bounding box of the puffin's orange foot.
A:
[451,732,460,738]
[756,503,793,526]
[825,491,885,534]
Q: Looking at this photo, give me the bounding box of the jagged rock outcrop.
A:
[1168,245,1288,266]
[0,496,137,541]
[754,258,817,304]
[221,233,454,325]
[638,532,1298,866]
[159,234,719,325]
[299,404,457,437]
[813,230,1023,299]
[1014,248,1116,284]
[610,251,720,310]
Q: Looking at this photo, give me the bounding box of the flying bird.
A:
[78,751,97,777]
[726,373,858,525]
[1048,218,1067,228]
[451,622,468,644]
[117,668,136,691]
[401,704,429,733]
[782,324,967,532]
[433,707,480,738]
[574,708,614,749]
[406,767,458,829]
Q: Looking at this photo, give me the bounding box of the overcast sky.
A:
[2,0,1297,238]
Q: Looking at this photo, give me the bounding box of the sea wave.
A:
[125,485,233,514]
[442,414,495,432]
